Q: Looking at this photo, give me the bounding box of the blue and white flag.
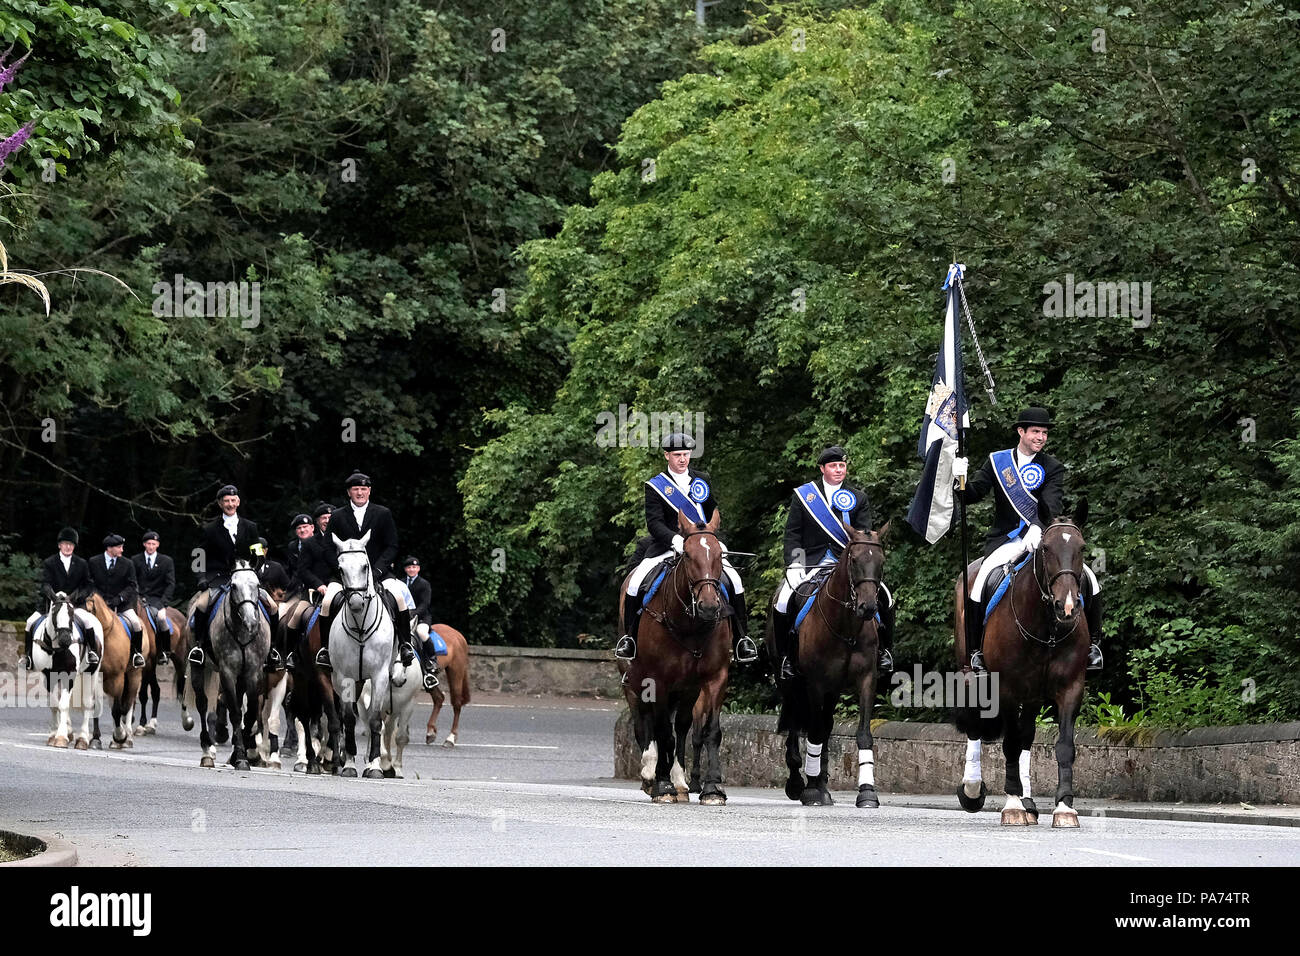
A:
[906,264,970,543]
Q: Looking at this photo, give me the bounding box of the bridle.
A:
[337,552,383,644]
[815,539,883,647]
[1010,522,1084,646]
[645,529,727,657]
[224,569,265,648]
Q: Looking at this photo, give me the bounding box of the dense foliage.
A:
[3,1,1297,723]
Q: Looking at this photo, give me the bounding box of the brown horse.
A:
[768,523,889,808]
[953,515,1090,827]
[289,603,342,775]
[619,508,732,805]
[135,605,187,736]
[425,624,471,747]
[86,594,148,750]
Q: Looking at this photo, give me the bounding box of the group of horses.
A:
[619,507,1093,828]
[28,536,472,779]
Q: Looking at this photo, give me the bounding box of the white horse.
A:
[329,532,395,778]
[30,592,104,750]
[362,648,422,779]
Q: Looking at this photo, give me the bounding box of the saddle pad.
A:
[984,554,1033,623]
[640,559,673,609]
[792,568,835,633]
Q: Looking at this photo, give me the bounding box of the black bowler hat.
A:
[291,513,312,529]
[1015,407,1053,429]
[312,501,334,519]
[103,533,125,548]
[660,433,696,452]
[818,445,848,465]
[402,556,420,568]
[141,530,160,543]
[345,471,371,488]
[58,527,79,545]
[216,484,239,499]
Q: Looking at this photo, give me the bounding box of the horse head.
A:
[333,533,374,614]
[1040,519,1085,627]
[676,508,725,624]
[49,592,75,649]
[843,521,888,621]
[229,560,262,631]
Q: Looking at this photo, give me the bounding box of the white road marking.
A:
[453,744,559,750]
[1073,847,1155,862]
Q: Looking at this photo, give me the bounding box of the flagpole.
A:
[955,271,972,634]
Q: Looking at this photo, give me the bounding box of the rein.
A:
[644,529,727,659]
[1009,523,1084,647]
[812,539,882,648]
[338,557,384,645]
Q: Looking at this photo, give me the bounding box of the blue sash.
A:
[990,449,1044,535]
[646,473,706,525]
[795,482,850,548]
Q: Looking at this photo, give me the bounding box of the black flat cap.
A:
[818,445,848,465]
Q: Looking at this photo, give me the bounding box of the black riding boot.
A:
[965,596,986,672]
[730,592,757,663]
[1085,591,1104,671]
[128,627,145,668]
[188,609,210,667]
[22,622,36,669]
[772,607,796,681]
[418,632,440,690]
[614,592,642,660]
[396,608,416,666]
[877,591,896,675]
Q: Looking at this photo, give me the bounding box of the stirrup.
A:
[284,650,297,669]
[423,670,439,691]
[188,646,205,666]
[614,635,636,661]
[84,649,100,671]
[878,648,894,674]
[969,650,987,674]
[779,656,796,682]
[264,648,284,674]
[733,636,758,663]
[1087,644,1103,672]
[20,654,33,671]
[399,642,416,667]
[131,651,146,668]
[315,647,332,671]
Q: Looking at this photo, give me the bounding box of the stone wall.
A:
[614,710,1300,804]
[470,645,621,698]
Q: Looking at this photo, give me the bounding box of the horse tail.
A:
[952,697,1002,741]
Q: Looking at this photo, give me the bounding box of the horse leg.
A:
[799,686,832,806]
[226,674,250,771]
[1016,705,1039,823]
[650,697,677,803]
[670,688,696,801]
[214,695,230,745]
[1000,703,1030,826]
[1052,678,1084,828]
[177,662,193,731]
[338,699,357,777]
[855,674,879,808]
[426,685,444,745]
[363,672,387,778]
[446,694,462,748]
[633,698,656,796]
[696,678,727,806]
[50,676,72,748]
[194,665,215,767]
[135,675,149,736]
[957,734,987,811]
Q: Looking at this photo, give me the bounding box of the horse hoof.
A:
[269,756,282,770]
[800,787,830,807]
[74,738,89,751]
[425,734,436,745]
[856,785,879,809]
[200,756,215,768]
[294,761,307,773]
[109,740,123,750]
[382,767,396,779]
[340,767,357,777]
[674,789,689,803]
[442,738,456,748]
[89,738,102,751]
[363,768,384,779]
[145,725,157,736]
[785,774,805,802]
[957,781,987,813]
[45,734,58,747]
[182,715,194,731]
[122,737,133,749]
[307,764,323,776]
[1052,805,1080,828]
[134,725,147,737]
[699,791,727,806]
[1001,809,1031,826]
[1022,797,1040,824]
[640,779,654,796]
[652,792,676,804]
[234,759,250,771]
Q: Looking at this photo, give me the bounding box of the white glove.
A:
[1024,525,1043,551]
[952,457,968,480]
[671,534,685,554]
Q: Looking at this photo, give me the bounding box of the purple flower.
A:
[0,48,30,94]
[0,122,35,169]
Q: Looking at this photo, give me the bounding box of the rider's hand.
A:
[671,535,685,554]
[952,457,968,480]
[1024,525,1043,551]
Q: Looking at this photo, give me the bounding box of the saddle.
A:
[983,553,1033,624]
[637,556,678,609]
[789,567,835,635]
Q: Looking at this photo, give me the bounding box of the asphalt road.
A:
[1,688,1297,866]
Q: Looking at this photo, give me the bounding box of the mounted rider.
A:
[952,407,1103,674]
[187,484,263,668]
[22,527,101,672]
[132,530,176,659]
[316,472,437,689]
[770,445,897,682]
[87,533,146,668]
[615,432,757,665]
[401,556,441,690]
[283,513,314,589]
